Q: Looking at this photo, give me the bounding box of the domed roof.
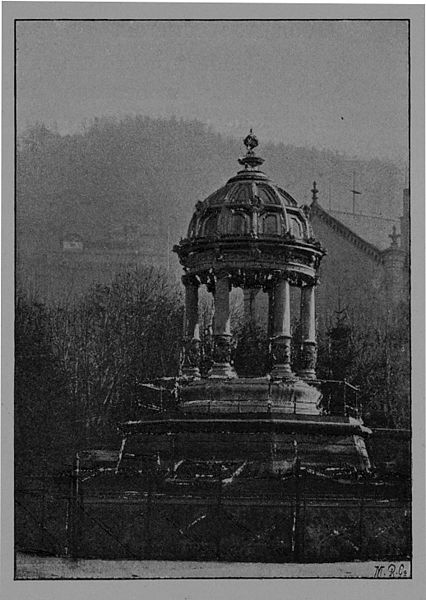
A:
[174,131,325,289]
[186,131,312,242]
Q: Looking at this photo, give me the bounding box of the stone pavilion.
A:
[122,131,371,474]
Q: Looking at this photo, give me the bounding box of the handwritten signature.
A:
[373,563,409,578]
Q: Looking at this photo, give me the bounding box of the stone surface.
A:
[179,376,322,416]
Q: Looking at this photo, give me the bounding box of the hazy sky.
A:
[17,20,409,162]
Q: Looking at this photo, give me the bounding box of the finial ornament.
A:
[311,181,318,204]
[238,129,264,170]
[243,128,259,154]
[389,225,400,248]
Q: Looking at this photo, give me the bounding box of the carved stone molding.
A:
[298,341,317,379]
[212,334,233,364]
[209,334,237,379]
[270,335,293,379]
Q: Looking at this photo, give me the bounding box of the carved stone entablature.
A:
[299,277,319,289]
[182,236,285,253]
[184,262,318,292]
[292,252,316,268]
[179,244,321,270]
[285,271,302,286]
[193,266,320,291]
[306,236,323,249]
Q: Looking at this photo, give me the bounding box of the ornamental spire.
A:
[311,181,318,204]
[238,128,264,170]
[389,225,400,248]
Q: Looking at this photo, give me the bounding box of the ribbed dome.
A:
[187,156,312,242]
[174,131,325,290]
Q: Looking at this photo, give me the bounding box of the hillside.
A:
[17,115,404,262]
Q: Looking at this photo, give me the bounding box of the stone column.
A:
[210,273,236,378]
[182,277,201,378]
[298,285,317,380]
[270,276,293,379]
[243,288,259,325]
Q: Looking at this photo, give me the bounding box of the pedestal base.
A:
[270,364,295,380]
[208,363,238,379]
[122,414,372,473]
[180,376,321,415]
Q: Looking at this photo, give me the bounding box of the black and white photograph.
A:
[2,2,425,594]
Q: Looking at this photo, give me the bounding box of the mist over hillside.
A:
[17,115,404,260]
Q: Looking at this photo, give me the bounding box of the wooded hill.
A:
[17,115,404,260]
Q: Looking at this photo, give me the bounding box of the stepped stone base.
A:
[123,424,370,473]
[121,376,371,474]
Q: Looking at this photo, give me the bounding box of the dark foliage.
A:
[316,303,410,429]
[15,267,184,476]
[233,323,270,378]
[15,292,74,477]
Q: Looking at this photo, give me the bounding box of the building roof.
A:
[310,202,384,264]
[327,210,399,251]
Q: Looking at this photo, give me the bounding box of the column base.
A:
[182,338,201,379]
[270,364,295,380]
[270,335,294,380]
[208,363,238,379]
[210,334,235,379]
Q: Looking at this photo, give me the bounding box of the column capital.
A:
[300,279,318,289]
[270,270,303,287]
